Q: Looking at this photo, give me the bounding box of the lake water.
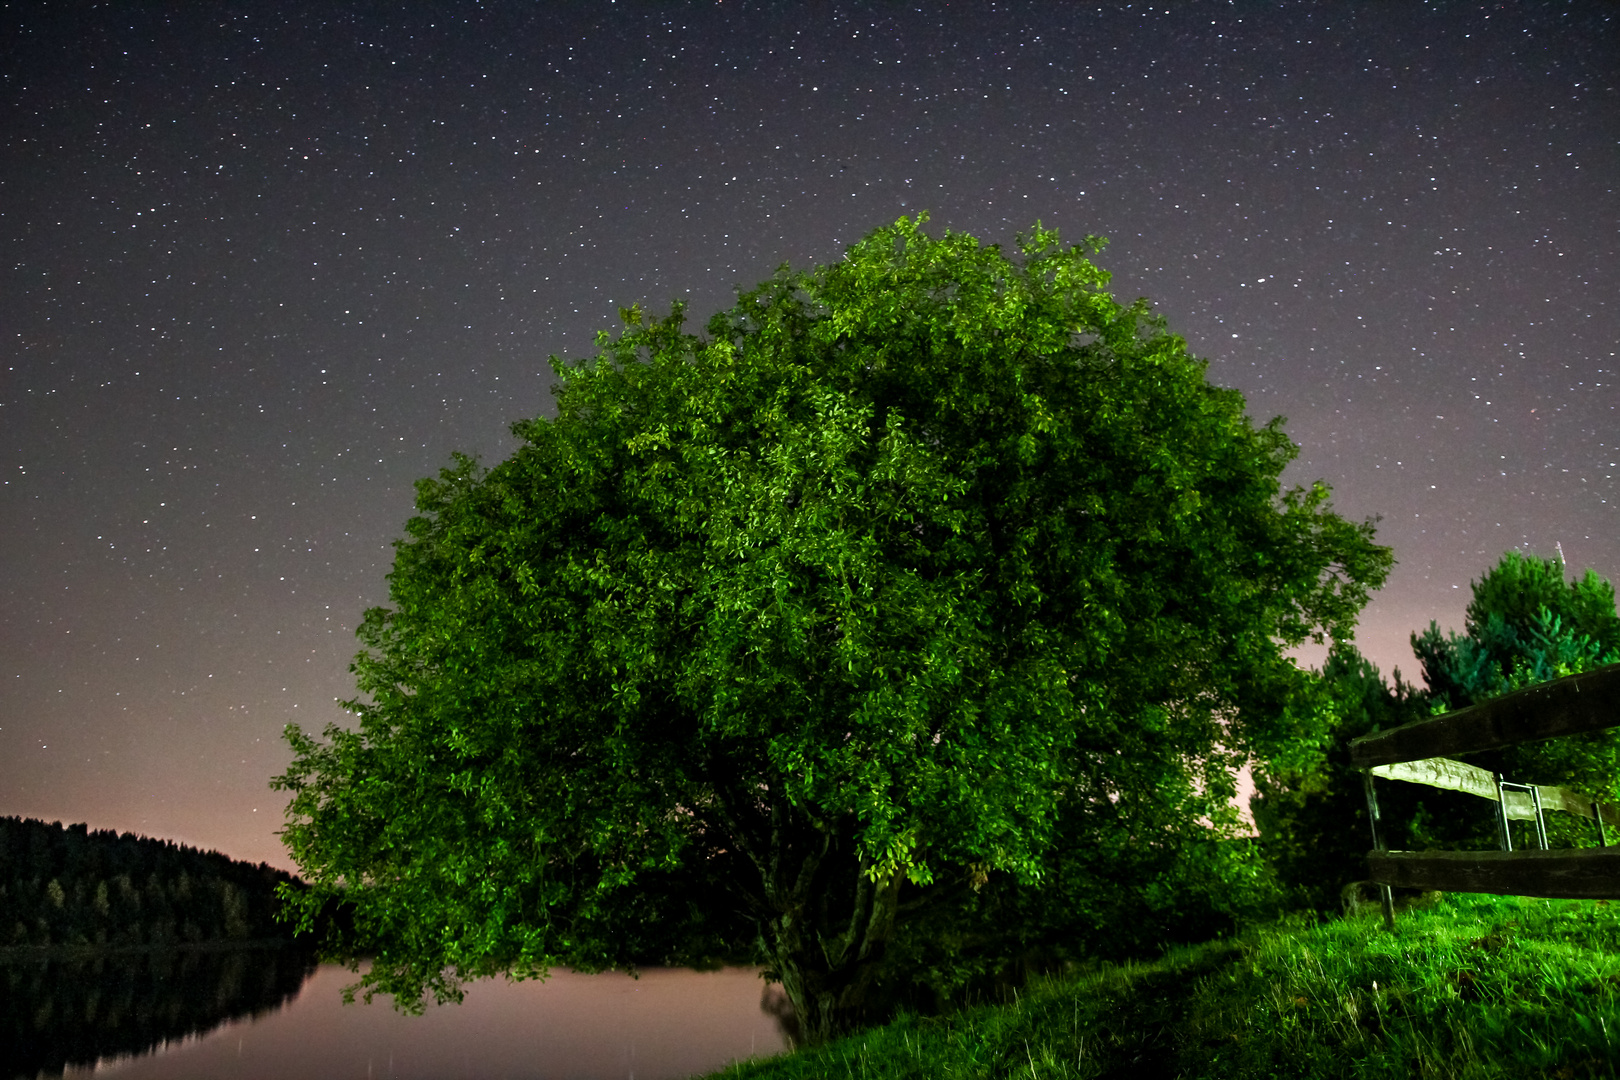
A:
[3,948,790,1080]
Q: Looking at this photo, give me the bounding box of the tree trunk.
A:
[709,773,910,1046]
[762,863,903,1046]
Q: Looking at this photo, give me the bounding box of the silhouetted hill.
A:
[0,816,307,950]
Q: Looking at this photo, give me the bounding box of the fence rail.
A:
[1369,755,1620,829]
[1343,662,1620,926]
[1367,848,1620,900]
[1348,664,1620,768]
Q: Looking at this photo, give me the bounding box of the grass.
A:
[707,892,1620,1079]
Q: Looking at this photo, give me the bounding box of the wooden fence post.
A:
[1494,772,1513,852]
[1361,769,1397,931]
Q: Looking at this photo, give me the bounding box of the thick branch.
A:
[824,862,876,970]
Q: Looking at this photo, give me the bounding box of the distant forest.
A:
[0,817,306,950]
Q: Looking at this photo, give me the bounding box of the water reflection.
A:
[5,953,788,1080]
[2,944,317,1080]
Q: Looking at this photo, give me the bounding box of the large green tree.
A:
[273,215,1391,1043]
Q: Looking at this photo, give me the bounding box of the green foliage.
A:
[711,893,1620,1079]
[274,214,1391,1042]
[1251,644,1439,914]
[0,817,305,950]
[1413,550,1620,711]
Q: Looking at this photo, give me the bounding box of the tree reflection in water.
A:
[6,957,791,1080]
[1,943,317,1080]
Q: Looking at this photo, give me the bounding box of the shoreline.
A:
[0,937,312,961]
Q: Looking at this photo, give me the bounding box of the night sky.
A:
[4,2,1615,871]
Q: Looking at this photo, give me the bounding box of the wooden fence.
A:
[1346,662,1620,927]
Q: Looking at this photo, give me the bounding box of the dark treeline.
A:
[0,816,306,950]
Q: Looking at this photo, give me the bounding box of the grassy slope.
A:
[710,893,1620,1079]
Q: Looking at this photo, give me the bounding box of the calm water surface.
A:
[29,958,789,1080]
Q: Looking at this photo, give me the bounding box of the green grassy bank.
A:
[711,892,1620,1079]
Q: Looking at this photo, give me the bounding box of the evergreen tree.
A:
[1413,550,1620,708]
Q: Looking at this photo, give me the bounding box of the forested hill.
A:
[0,816,306,950]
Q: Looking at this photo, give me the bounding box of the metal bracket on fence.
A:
[1532,784,1549,850]
[1496,776,1549,851]
[1597,799,1608,848]
[1362,769,1397,931]
[1494,772,1513,852]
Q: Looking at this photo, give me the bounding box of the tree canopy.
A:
[274,214,1391,1043]
[1249,642,1433,913]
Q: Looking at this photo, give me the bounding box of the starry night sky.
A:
[3,2,1616,871]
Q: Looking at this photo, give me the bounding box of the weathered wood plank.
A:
[1371,756,1500,802]
[1349,663,1620,768]
[1369,756,1620,827]
[1367,847,1620,899]
[1532,785,1620,831]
